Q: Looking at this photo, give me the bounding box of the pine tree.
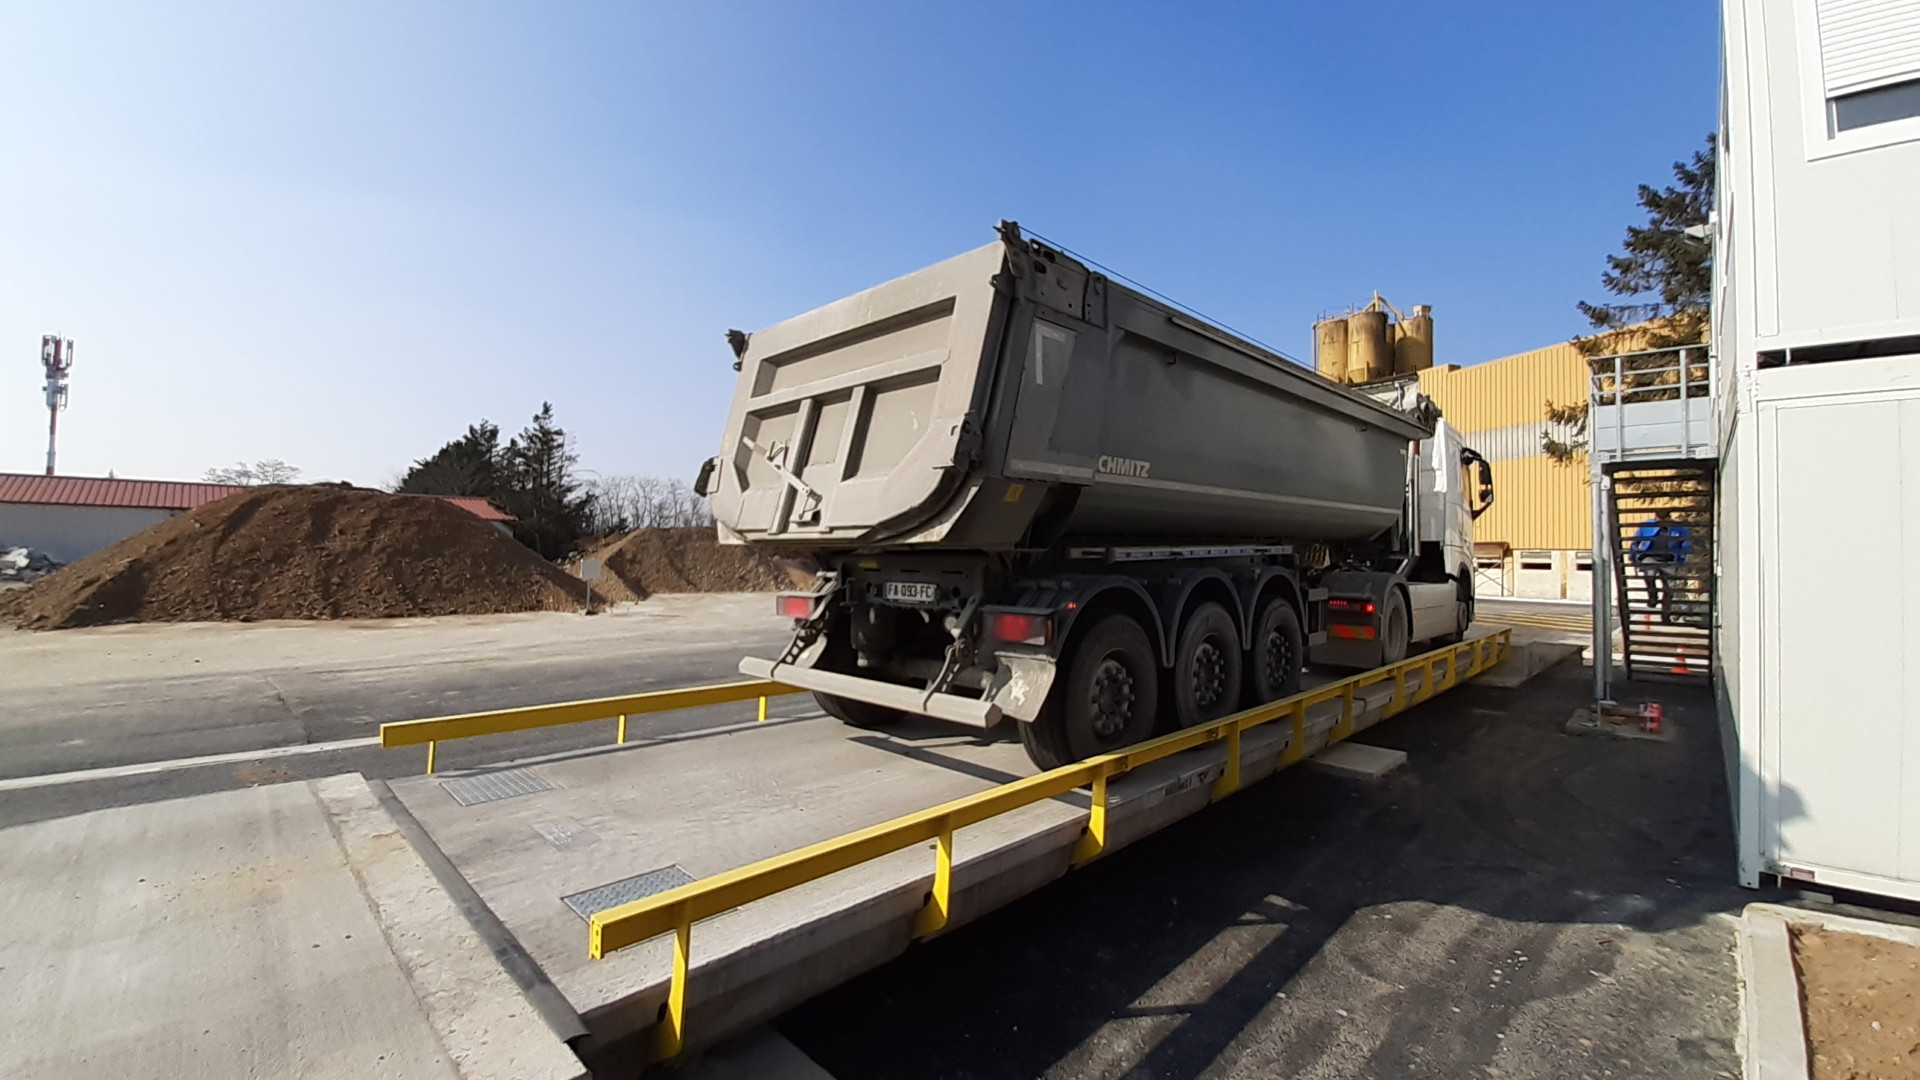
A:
[497,404,596,559]
[396,422,501,497]
[1545,135,1716,463]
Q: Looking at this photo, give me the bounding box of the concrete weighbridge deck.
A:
[387,635,1515,1067]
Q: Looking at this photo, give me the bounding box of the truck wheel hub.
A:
[1087,659,1136,738]
[1264,633,1294,690]
[1191,641,1227,708]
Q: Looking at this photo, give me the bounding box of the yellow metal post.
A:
[1071,774,1109,864]
[1282,700,1308,765]
[1334,683,1355,741]
[617,714,628,745]
[1391,667,1407,714]
[652,903,693,1060]
[1211,725,1241,800]
[914,822,954,937]
[757,696,768,723]
[425,740,436,775]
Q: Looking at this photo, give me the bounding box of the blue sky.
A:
[0,2,1719,486]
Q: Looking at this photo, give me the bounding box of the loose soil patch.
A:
[581,527,806,599]
[1793,925,1920,1079]
[0,486,583,629]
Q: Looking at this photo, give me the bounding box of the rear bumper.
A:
[739,656,1003,728]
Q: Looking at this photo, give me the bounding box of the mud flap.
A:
[982,652,1058,723]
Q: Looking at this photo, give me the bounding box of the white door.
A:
[1760,380,1920,887]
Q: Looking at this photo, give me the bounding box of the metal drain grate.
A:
[440,767,554,806]
[562,865,695,920]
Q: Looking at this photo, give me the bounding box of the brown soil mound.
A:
[588,527,800,599]
[0,486,583,630]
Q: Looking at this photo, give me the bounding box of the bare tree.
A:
[204,459,302,485]
[583,474,714,533]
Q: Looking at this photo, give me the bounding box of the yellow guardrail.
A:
[587,629,1511,1060]
[379,679,807,774]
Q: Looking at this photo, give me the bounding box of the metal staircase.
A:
[1604,460,1714,682]
[1585,344,1717,698]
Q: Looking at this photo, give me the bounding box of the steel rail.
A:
[379,679,805,773]
[585,630,1512,1059]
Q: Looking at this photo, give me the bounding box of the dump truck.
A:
[696,223,1493,768]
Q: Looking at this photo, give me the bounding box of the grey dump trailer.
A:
[697,223,1493,769]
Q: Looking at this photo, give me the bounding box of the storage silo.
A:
[1347,309,1392,382]
[1395,304,1434,374]
[1314,317,1350,382]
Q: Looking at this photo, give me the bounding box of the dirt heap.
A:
[581,527,807,600]
[0,486,584,630]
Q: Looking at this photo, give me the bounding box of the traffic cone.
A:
[1672,641,1690,676]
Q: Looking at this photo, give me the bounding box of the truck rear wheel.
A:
[1381,591,1410,665]
[1171,602,1243,729]
[1245,597,1304,705]
[1019,613,1160,770]
[814,692,908,729]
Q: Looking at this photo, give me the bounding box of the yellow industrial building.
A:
[1416,342,1595,601]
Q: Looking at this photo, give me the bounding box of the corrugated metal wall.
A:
[1417,343,1593,552]
[1416,342,1590,431]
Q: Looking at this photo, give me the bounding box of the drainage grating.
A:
[440,767,554,807]
[562,865,695,920]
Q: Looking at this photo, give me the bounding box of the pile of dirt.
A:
[0,486,585,630]
[580,527,808,600]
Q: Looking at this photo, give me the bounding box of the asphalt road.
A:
[778,657,1746,1080]
[0,595,801,828]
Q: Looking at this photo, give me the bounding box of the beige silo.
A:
[1346,309,1392,383]
[1395,305,1434,374]
[1314,317,1350,382]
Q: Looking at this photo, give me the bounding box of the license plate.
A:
[884,581,940,604]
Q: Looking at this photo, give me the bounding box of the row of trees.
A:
[204,459,302,485]
[583,474,713,534]
[396,404,709,558]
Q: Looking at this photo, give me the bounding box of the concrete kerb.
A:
[1736,901,1920,1080]
[313,775,589,1080]
[575,669,1426,1061]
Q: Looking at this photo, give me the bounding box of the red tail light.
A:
[776,593,823,620]
[1329,598,1376,615]
[987,611,1051,647]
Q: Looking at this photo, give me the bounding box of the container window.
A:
[1575,552,1594,572]
[1518,551,1552,571]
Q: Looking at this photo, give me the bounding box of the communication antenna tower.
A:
[41,335,74,477]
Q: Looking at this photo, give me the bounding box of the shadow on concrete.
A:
[778,657,1756,1080]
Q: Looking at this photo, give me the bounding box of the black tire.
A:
[1380,590,1410,665]
[1171,601,1244,729]
[814,691,907,729]
[1019,613,1160,770]
[1244,596,1304,706]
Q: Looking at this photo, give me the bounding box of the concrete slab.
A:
[1306,741,1406,780]
[0,775,585,1080]
[1474,641,1581,688]
[674,1026,836,1080]
[392,655,1473,1060]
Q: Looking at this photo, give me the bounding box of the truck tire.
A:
[1019,613,1160,770]
[814,691,908,729]
[1436,572,1473,646]
[1170,601,1243,729]
[1381,590,1410,665]
[1244,597,1304,705]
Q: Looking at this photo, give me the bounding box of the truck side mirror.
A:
[694,456,720,498]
